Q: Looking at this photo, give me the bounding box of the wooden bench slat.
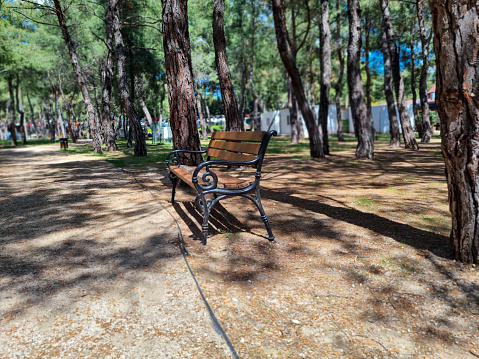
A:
[208,140,261,155]
[172,165,251,189]
[211,131,265,142]
[206,148,257,162]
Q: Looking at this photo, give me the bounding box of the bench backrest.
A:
[206,131,266,163]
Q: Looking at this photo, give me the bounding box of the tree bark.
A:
[194,83,207,140]
[248,1,260,131]
[380,0,418,150]
[26,92,39,139]
[7,76,17,146]
[58,75,78,143]
[238,8,248,123]
[334,0,345,141]
[380,16,401,147]
[55,89,66,138]
[417,0,432,143]
[364,15,376,139]
[347,0,374,159]
[100,1,118,152]
[319,0,331,155]
[162,0,202,165]
[53,0,102,153]
[429,0,479,263]
[287,74,299,144]
[272,0,323,158]
[111,0,147,156]
[212,0,242,131]
[410,39,421,139]
[15,76,27,145]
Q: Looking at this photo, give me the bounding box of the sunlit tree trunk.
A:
[213,0,242,131]
[380,0,418,150]
[417,0,432,143]
[53,0,102,153]
[429,0,479,263]
[194,83,207,140]
[58,75,78,143]
[7,76,17,146]
[15,76,27,145]
[334,0,345,141]
[364,15,376,139]
[319,0,331,155]
[272,0,323,158]
[100,1,118,152]
[380,22,401,146]
[287,74,299,144]
[248,1,261,131]
[347,0,374,159]
[162,0,202,165]
[410,39,421,139]
[111,0,147,156]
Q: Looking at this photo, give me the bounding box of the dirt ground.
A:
[0,139,478,358]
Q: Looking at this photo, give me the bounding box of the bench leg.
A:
[199,195,210,245]
[170,174,179,203]
[249,187,275,241]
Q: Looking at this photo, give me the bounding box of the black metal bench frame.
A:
[166,130,277,245]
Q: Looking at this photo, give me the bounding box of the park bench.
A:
[166,130,277,245]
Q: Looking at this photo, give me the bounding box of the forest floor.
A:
[0,138,478,358]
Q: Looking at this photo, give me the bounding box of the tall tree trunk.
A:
[429,0,479,263]
[26,93,39,139]
[202,93,212,134]
[195,84,207,140]
[380,0,419,150]
[212,0,242,131]
[111,0,147,156]
[53,0,102,153]
[347,0,374,159]
[58,75,78,143]
[248,1,260,131]
[55,88,67,139]
[238,7,248,122]
[308,36,317,122]
[272,0,323,158]
[287,74,299,144]
[135,75,154,140]
[417,0,432,143]
[162,0,202,165]
[7,76,17,146]
[380,21,401,146]
[364,15,376,139]
[334,0,345,141]
[319,0,331,155]
[100,1,118,152]
[15,76,27,145]
[410,39,421,139]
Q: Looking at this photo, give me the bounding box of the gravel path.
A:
[0,144,231,358]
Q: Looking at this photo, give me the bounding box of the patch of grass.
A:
[420,215,450,234]
[354,196,375,207]
[381,256,417,276]
[0,138,56,149]
[62,139,173,169]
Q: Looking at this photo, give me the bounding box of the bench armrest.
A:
[192,157,260,190]
[166,149,207,168]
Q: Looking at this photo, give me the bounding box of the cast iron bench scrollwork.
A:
[166,130,277,245]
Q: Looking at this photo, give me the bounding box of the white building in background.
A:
[260,103,416,136]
